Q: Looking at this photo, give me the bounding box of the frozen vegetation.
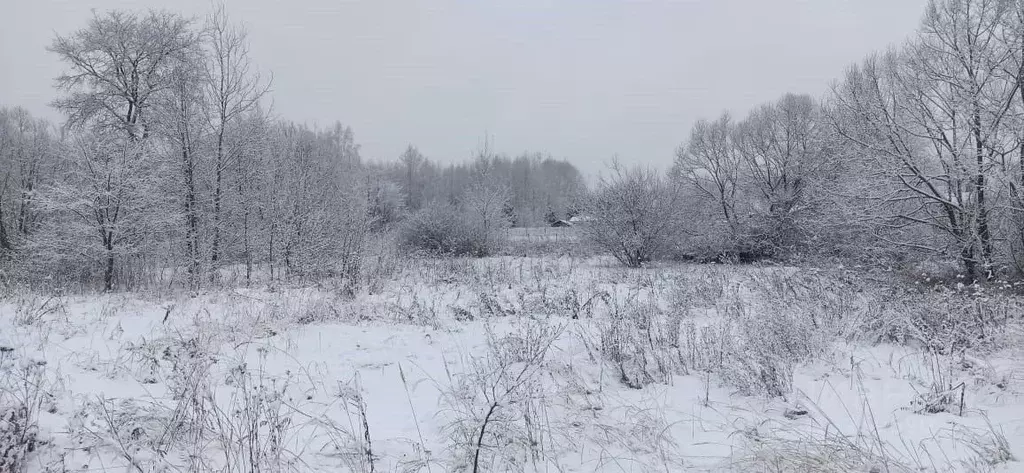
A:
[5,0,1024,471]
[2,246,1023,472]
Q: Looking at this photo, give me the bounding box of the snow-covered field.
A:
[2,256,1023,472]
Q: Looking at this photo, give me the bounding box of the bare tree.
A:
[258,122,367,285]
[49,10,198,141]
[375,147,586,226]
[584,163,685,267]
[157,53,208,289]
[994,0,1024,270]
[35,132,172,291]
[919,0,1016,274]
[461,172,512,256]
[366,172,406,231]
[0,130,8,252]
[399,145,426,210]
[232,109,273,284]
[203,4,270,265]
[733,95,819,214]
[673,112,742,235]
[48,9,198,290]
[730,94,834,252]
[831,0,1018,279]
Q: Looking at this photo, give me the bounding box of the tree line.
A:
[588,0,1024,279]
[0,7,586,292]
[372,144,585,227]
[5,0,1018,291]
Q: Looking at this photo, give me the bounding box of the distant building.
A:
[550,219,573,228]
[568,215,595,224]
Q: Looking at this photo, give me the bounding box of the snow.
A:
[2,256,1022,472]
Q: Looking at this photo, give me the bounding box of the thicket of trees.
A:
[0,108,56,258]
[614,0,1024,279]
[7,0,1023,289]
[669,93,835,260]
[370,143,586,228]
[829,0,1024,280]
[0,7,586,292]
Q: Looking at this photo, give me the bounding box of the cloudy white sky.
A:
[1,0,928,175]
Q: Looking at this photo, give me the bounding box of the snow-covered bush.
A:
[862,284,1018,353]
[0,350,55,473]
[599,297,681,389]
[399,203,509,257]
[582,164,686,267]
[727,415,916,473]
[672,273,840,398]
[440,320,565,472]
[399,204,476,256]
[724,303,828,398]
[362,231,402,295]
[0,402,36,473]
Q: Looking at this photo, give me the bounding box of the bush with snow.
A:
[399,203,509,258]
[582,164,687,267]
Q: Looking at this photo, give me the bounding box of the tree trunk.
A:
[104,237,115,292]
[1017,68,1024,270]
[962,243,978,282]
[269,221,275,281]
[406,164,414,210]
[239,171,252,285]
[183,144,200,290]
[0,172,11,251]
[1019,141,1024,259]
[0,201,11,251]
[973,109,993,277]
[244,208,252,285]
[17,166,35,234]
[212,133,225,264]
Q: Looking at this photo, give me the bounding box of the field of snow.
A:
[2,256,1023,472]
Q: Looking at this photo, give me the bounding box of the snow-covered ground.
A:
[1,256,1022,472]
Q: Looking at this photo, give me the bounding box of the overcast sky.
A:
[1,0,928,176]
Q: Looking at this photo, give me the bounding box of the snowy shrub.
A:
[599,297,682,389]
[460,177,513,257]
[426,256,473,285]
[70,396,183,471]
[862,285,1018,353]
[558,287,609,320]
[399,203,506,257]
[440,320,564,472]
[210,361,295,472]
[290,290,347,325]
[11,294,65,327]
[668,267,729,309]
[582,164,686,267]
[502,227,585,258]
[332,375,379,473]
[678,321,730,374]
[727,416,916,473]
[71,348,364,473]
[0,351,55,473]
[362,231,402,295]
[0,263,14,299]
[950,418,1016,468]
[477,290,519,318]
[0,403,37,473]
[671,277,835,398]
[720,298,830,398]
[593,271,833,396]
